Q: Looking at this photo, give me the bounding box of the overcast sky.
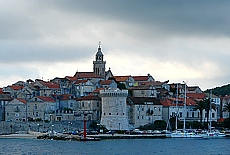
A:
[0,0,230,90]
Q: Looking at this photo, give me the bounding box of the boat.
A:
[202,90,226,138]
[170,130,203,138]
[168,82,204,138]
[202,130,226,139]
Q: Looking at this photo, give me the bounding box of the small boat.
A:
[202,130,226,139]
[169,130,203,138]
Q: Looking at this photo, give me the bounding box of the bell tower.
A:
[93,41,106,78]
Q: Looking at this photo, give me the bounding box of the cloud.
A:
[0,0,230,90]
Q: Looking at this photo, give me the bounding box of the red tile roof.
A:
[217,118,225,123]
[17,98,26,104]
[65,76,78,82]
[113,76,130,82]
[37,96,55,102]
[132,76,149,81]
[74,72,104,79]
[100,80,113,85]
[161,98,197,107]
[186,93,206,100]
[76,95,100,101]
[0,88,3,94]
[10,85,24,90]
[74,80,88,84]
[40,81,60,89]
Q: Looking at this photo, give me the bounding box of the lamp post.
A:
[37,124,40,132]
[118,123,121,131]
[68,122,72,132]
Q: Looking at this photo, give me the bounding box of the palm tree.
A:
[223,102,230,118]
[194,100,206,124]
[205,98,216,129]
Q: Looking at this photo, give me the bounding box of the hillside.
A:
[205,83,230,97]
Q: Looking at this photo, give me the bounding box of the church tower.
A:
[93,41,106,78]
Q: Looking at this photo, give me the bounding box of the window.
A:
[15,113,19,117]
[34,104,37,110]
[109,113,111,115]
[88,102,90,107]
[137,116,140,119]
[212,113,215,118]
[70,103,73,107]
[179,112,182,117]
[36,112,39,117]
[82,102,84,107]
[187,112,189,117]
[97,102,99,107]
[192,112,194,118]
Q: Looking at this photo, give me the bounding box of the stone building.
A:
[99,88,129,130]
[127,97,163,128]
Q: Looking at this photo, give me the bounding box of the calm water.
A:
[0,138,230,155]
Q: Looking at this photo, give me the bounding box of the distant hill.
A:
[205,83,230,97]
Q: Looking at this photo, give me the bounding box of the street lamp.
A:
[37,124,40,132]
[68,122,72,132]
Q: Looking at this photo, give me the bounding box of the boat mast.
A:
[183,81,186,132]
[209,90,212,131]
[175,83,178,131]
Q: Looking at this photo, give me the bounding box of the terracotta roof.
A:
[128,97,162,105]
[37,96,55,102]
[0,88,3,94]
[65,76,78,82]
[17,98,26,104]
[221,95,230,100]
[74,80,88,84]
[76,95,101,101]
[10,85,24,90]
[74,72,103,79]
[160,97,197,107]
[217,118,225,123]
[100,80,113,85]
[132,76,149,81]
[186,93,206,100]
[40,81,60,89]
[113,76,130,82]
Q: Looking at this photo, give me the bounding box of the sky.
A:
[0,0,230,91]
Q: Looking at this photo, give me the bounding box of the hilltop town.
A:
[0,44,230,134]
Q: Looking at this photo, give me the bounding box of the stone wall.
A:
[0,120,95,134]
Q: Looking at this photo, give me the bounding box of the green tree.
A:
[205,98,216,129]
[194,100,206,124]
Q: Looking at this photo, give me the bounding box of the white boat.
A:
[169,130,204,138]
[202,130,226,138]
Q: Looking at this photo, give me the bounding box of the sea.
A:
[0,138,230,155]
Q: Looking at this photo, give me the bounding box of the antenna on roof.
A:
[98,41,101,47]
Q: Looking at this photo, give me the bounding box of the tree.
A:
[223,102,230,118]
[205,98,216,129]
[194,100,206,124]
